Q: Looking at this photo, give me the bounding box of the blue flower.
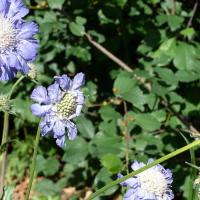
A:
[31,73,85,148]
[0,0,39,80]
[118,159,174,200]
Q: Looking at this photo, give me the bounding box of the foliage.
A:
[1,0,200,199]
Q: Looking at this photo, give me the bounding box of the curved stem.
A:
[0,75,25,197]
[8,76,25,99]
[87,139,200,200]
[25,123,41,200]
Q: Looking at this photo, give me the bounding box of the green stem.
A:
[8,76,25,99]
[87,139,200,200]
[0,75,25,197]
[25,123,41,200]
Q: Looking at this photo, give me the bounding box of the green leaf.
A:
[63,137,89,164]
[135,113,160,131]
[99,105,121,122]
[152,80,168,96]
[101,153,123,173]
[90,132,124,158]
[99,121,117,136]
[67,46,91,61]
[151,110,166,122]
[76,116,95,139]
[36,155,46,173]
[115,0,127,8]
[47,0,65,9]
[114,75,135,94]
[69,22,85,37]
[180,28,195,40]
[114,75,146,109]
[75,16,87,25]
[93,168,118,196]
[167,15,184,31]
[155,67,178,86]
[173,42,200,71]
[34,179,60,196]
[175,70,200,82]
[43,157,60,176]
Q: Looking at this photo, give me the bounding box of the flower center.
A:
[138,169,168,198]
[56,93,76,118]
[0,15,17,53]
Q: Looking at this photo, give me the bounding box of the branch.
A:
[161,99,199,134]
[187,0,199,27]
[85,33,133,73]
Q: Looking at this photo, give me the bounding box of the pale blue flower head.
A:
[118,159,174,200]
[31,73,85,148]
[0,0,39,80]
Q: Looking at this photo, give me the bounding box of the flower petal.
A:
[6,0,29,19]
[17,39,38,61]
[131,160,145,171]
[71,72,85,90]
[76,91,84,105]
[0,0,8,16]
[124,188,135,199]
[17,21,38,39]
[56,136,65,148]
[31,104,50,117]
[47,83,61,103]
[40,119,54,136]
[54,74,72,91]
[66,121,77,140]
[31,86,49,104]
[53,120,65,137]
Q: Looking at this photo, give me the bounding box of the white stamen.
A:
[0,15,17,53]
[138,168,168,198]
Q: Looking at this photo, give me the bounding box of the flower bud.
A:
[0,95,11,112]
[28,63,38,80]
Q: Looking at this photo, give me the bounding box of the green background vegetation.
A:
[1,0,200,199]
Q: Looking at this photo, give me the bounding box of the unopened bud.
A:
[28,63,38,80]
[0,95,11,112]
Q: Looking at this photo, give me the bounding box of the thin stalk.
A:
[0,75,25,197]
[87,139,200,200]
[25,123,41,200]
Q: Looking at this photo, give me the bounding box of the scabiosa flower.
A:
[118,159,174,200]
[0,0,39,80]
[31,73,85,148]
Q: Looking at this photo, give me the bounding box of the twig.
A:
[187,0,199,27]
[161,99,199,133]
[123,101,130,173]
[85,33,133,73]
[172,0,176,15]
